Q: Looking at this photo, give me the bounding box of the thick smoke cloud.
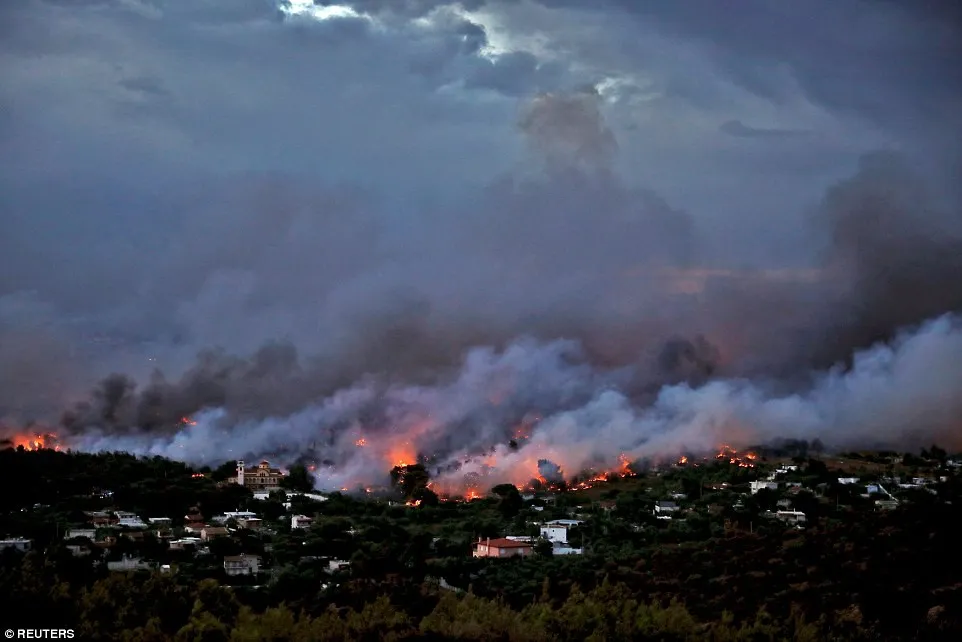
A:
[5,89,962,487]
[2,1,961,491]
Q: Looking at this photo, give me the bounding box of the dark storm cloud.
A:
[1,0,961,481]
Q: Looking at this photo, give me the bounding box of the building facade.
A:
[234,460,285,490]
[473,538,533,558]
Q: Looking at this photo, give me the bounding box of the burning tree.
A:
[390,463,431,500]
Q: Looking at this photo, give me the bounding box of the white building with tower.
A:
[233,460,285,490]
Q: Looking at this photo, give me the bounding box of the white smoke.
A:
[66,313,962,491]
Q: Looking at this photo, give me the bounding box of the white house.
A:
[291,515,313,529]
[653,501,679,515]
[327,560,351,573]
[107,556,153,572]
[214,511,258,524]
[540,525,569,543]
[838,477,859,485]
[65,528,96,540]
[551,541,583,555]
[117,516,148,529]
[0,538,32,552]
[775,510,807,525]
[750,481,778,494]
[224,554,260,576]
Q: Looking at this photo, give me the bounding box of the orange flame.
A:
[386,443,416,468]
[355,438,367,447]
[8,433,60,452]
[179,417,197,426]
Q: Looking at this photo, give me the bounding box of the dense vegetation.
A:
[1,446,961,640]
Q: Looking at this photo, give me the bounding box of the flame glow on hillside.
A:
[5,432,61,451]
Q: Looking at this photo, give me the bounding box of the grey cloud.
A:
[720,119,809,139]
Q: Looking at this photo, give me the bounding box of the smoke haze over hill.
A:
[1,0,960,489]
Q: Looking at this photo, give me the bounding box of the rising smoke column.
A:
[64,313,962,492]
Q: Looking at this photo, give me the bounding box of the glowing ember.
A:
[179,417,197,426]
[678,456,689,465]
[465,489,481,501]
[355,438,367,447]
[191,473,205,478]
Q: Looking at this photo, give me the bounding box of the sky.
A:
[1,0,961,477]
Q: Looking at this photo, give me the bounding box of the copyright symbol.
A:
[5,630,13,639]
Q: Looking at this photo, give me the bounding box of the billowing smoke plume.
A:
[60,314,962,492]
[3,89,962,491]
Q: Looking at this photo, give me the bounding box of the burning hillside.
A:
[1,431,61,452]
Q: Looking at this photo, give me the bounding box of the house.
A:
[875,499,899,511]
[183,523,206,535]
[838,477,860,485]
[775,510,807,525]
[670,493,687,501]
[473,537,534,558]
[551,542,583,555]
[750,481,778,494]
[224,554,260,576]
[233,460,285,490]
[327,560,350,573]
[776,499,792,509]
[291,515,313,529]
[65,528,97,540]
[107,556,153,572]
[201,527,229,541]
[168,538,202,551]
[237,518,263,530]
[540,524,570,543]
[148,518,172,527]
[0,538,32,552]
[653,501,679,515]
[117,516,148,529]
[214,511,258,524]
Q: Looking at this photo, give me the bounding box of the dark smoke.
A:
[2,89,962,491]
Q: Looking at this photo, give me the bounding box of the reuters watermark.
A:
[4,631,74,639]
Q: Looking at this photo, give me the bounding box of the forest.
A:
[1,446,960,640]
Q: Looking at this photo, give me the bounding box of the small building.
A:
[237,518,263,530]
[117,516,148,529]
[776,499,792,509]
[473,537,534,558]
[214,511,258,524]
[183,523,206,535]
[168,538,202,551]
[653,501,679,515]
[750,481,778,494]
[0,538,32,552]
[107,556,153,572]
[775,510,807,525]
[148,518,172,527]
[65,528,97,540]
[875,499,899,511]
[224,554,260,576]
[291,515,313,529]
[201,527,229,541]
[551,542,583,555]
[838,477,859,485]
[540,525,569,543]
[327,560,350,573]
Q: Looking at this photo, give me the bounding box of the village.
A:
[3,446,958,588]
